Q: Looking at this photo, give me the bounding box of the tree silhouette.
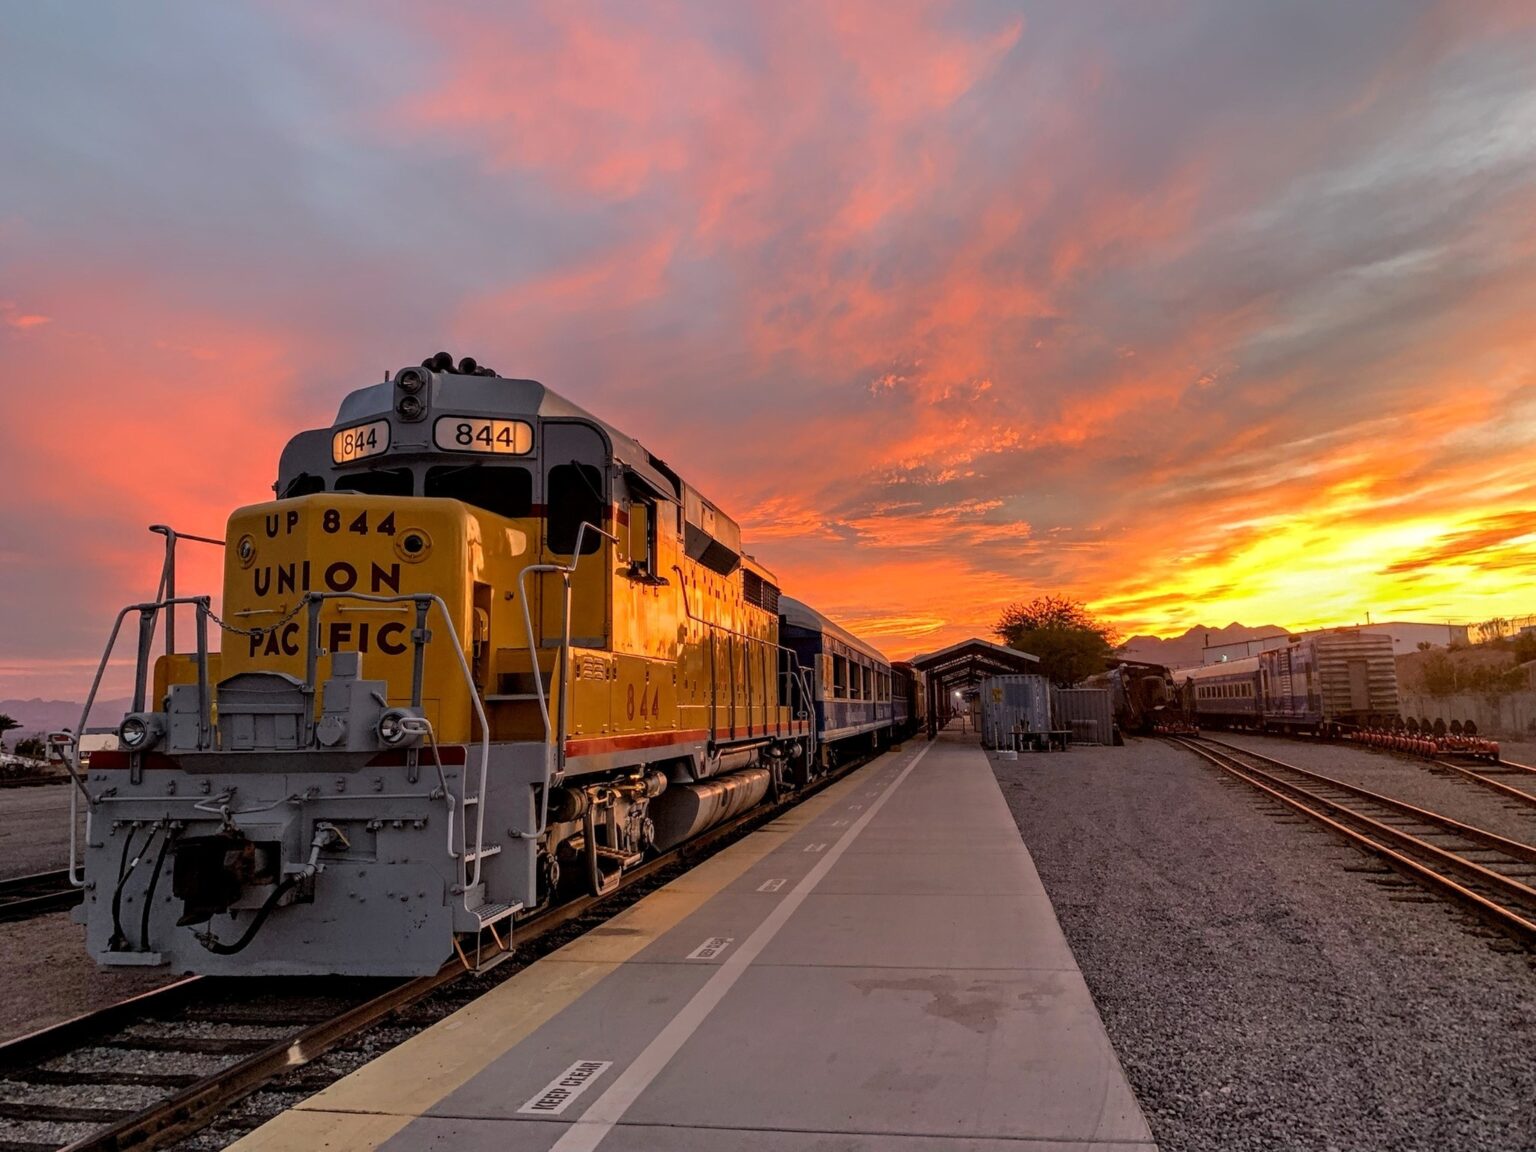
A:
[0,714,20,753]
[994,596,1118,687]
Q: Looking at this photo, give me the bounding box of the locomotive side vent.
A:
[743,570,781,613]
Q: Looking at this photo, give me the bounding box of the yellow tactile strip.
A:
[229,752,893,1152]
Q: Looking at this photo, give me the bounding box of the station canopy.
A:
[908,638,1040,732]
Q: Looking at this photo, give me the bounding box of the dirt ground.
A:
[0,912,180,1042]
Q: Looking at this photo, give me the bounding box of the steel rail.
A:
[1428,759,1536,810]
[0,978,206,1074]
[1172,738,1536,945]
[1226,729,1536,812]
[0,868,82,922]
[3,742,892,1152]
[1199,737,1536,863]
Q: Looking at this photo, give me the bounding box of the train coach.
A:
[1186,629,1399,734]
[778,599,921,769]
[62,354,912,978]
[892,661,928,739]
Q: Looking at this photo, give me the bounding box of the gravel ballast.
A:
[995,738,1536,1152]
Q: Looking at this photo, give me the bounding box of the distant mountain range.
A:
[1116,623,1285,669]
[0,697,134,739]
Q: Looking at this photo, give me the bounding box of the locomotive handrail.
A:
[66,594,216,888]
[148,525,224,658]
[515,521,619,838]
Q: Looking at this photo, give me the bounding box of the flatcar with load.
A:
[63,354,912,977]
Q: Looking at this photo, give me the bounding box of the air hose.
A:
[194,874,302,955]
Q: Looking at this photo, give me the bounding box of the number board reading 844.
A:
[331,419,390,465]
[434,416,534,456]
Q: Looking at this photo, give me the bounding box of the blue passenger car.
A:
[1185,657,1262,729]
[779,597,895,766]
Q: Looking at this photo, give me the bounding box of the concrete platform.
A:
[233,733,1155,1151]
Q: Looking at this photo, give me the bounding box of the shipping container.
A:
[979,674,1051,749]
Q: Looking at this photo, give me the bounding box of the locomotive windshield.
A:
[425,463,533,518]
[292,460,536,520]
[334,467,412,497]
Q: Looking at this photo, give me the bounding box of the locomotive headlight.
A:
[118,712,164,751]
[376,708,421,747]
[396,394,425,421]
[395,366,429,395]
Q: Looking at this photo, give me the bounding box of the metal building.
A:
[1051,688,1113,745]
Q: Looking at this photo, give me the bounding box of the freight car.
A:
[61,354,915,977]
[1185,629,1399,734]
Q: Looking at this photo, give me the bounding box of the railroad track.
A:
[0,870,81,923]
[1172,736,1536,947]
[1426,757,1536,811]
[0,751,878,1152]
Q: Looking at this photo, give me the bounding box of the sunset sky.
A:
[3,2,1535,700]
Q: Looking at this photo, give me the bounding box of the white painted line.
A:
[550,741,935,1152]
[830,819,850,827]
[756,878,787,892]
[849,804,862,810]
[803,842,827,853]
[685,936,733,960]
[517,1060,612,1115]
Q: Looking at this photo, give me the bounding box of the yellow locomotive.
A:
[70,354,817,975]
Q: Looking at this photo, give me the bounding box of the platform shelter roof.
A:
[909,638,1039,691]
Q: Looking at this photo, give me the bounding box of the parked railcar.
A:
[891,660,926,739]
[778,597,899,767]
[64,354,883,979]
[1186,629,1400,734]
[1086,661,1182,735]
[1258,629,1398,732]
[1185,658,1263,729]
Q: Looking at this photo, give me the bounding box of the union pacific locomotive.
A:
[65,355,924,976]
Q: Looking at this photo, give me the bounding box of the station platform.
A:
[234,733,1154,1151]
